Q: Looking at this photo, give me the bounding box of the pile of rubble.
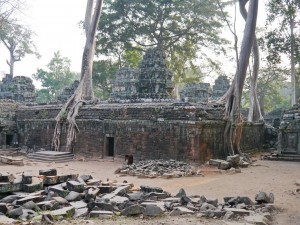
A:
[116,159,199,178]
[208,154,251,170]
[0,169,275,224]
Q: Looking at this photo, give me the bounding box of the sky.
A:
[0,0,267,87]
[0,0,87,80]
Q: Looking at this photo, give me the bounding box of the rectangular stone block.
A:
[44,176,58,185]
[57,174,78,184]
[67,181,84,193]
[39,169,57,176]
[98,186,113,194]
[22,175,32,184]
[23,182,43,193]
[0,182,22,193]
[16,195,43,205]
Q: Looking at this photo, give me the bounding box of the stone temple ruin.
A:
[0,48,267,162]
[110,48,174,101]
[0,74,36,102]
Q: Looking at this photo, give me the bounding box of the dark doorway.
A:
[106,137,114,157]
[6,134,13,146]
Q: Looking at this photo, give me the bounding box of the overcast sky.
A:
[0,1,266,86]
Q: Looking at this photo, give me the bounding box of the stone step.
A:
[266,155,300,162]
[27,151,74,163]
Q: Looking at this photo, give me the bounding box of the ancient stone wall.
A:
[0,100,18,147]
[15,103,264,162]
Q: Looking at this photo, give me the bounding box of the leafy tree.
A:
[97,0,228,87]
[265,0,300,106]
[0,21,39,77]
[92,59,118,100]
[33,51,78,102]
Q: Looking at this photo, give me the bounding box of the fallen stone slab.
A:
[255,192,274,204]
[57,174,78,184]
[169,206,194,216]
[218,161,231,170]
[65,191,82,202]
[110,195,129,205]
[0,195,19,203]
[140,185,163,193]
[141,201,165,211]
[16,195,43,205]
[0,156,23,166]
[90,210,113,218]
[95,201,118,211]
[7,206,23,219]
[208,159,224,166]
[52,196,69,204]
[74,207,88,218]
[224,208,253,216]
[43,176,58,185]
[122,204,145,216]
[143,204,163,217]
[46,206,75,218]
[127,191,144,201]
[23,182,43,193]
[48,185,69,197]
[39,169,57,176]
[70,200,87,209]
[22,201,37,210]
[244,214,271,225]
[162,197,180,203]
[67,181,84,193]
[0,182,22,193]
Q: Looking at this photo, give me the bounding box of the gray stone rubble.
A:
[116,159,199,178]
[0,168,276,224]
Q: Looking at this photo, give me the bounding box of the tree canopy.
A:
[33,51,78,103]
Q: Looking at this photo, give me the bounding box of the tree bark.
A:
[239,0,263,122]
[290,19,296,106]
[222,0,258,156]
[52,0,103,152]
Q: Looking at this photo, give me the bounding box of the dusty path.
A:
[1,158,299,224]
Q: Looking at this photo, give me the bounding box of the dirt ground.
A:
[1,156,300,225]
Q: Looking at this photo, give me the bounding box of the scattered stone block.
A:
[0,195,19,203]
[95,202,117,211]
[208,159,223,166]
[169,206,194,216]
[122,204,145,216]
[57,174,78,184]
[144,204,163,217]
[224,208,253,216]
[218,161,231,170]
[175,188,186,198]
[48,206,75,218]
[90,210,113,218]
[16,195,43,205]
[255,192,274,204]
[22,175,32,184]
[140,185,163,193]
[48,185,69,197]
[67,181,84,193]
[244,215,271,225]
[7,207,23,219]
[127,192,144,201]
[23,182,43,193]
[22,201,37,210]
[74,207,88,218]
[110,196,129,205]
[98,185,113,194]
[70,200,87,209]
[0,182,22,193]
[44,176,58,185]
[52,196,69,204]
[39,169,57,176]
[19,209,37,220]
[65,191,82,202]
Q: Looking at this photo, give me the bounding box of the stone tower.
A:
[138,48,173,99]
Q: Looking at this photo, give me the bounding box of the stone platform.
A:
[27,151,74,163]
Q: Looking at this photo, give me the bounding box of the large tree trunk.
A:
[52,0,103,152]
[239,0,263,122]
[221,0,258,156]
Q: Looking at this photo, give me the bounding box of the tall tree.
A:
[0,22,39,77]
[33,51,78,102]
[52,0,104,152]
[239,0,262,122]
[97,0,228,88]
[266,0,300,106]
[218,0,258,156]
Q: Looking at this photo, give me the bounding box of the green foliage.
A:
[0,20,39,76]
[33,51,79,103]
[97,0,228,87]
[92,59,119,100]
[243,63,291,113]
[122,48,142,68]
